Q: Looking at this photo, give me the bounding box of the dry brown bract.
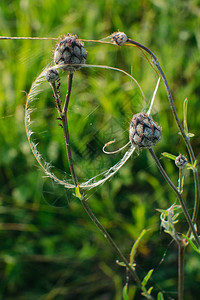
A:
[54,34,87,71]
[129,113,161,148]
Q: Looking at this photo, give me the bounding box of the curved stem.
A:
[127,38,199,229]
[59,72,154,298]
[148,148,200,248]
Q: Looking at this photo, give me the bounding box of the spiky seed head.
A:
[129,113,161,148]
[53,34,87,71]
[45,67,59,83]
[175,154,187,168]
[111,32,128,46]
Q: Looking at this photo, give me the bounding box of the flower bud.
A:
[175,154,187,168]
[53,34,87,72]
[129,113,161,148]
[45,68,59,83]
[111,32,128,46]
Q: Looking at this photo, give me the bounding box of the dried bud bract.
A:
[54,34,87,71]
[112,32,128,46]
[45,68,59,83]
[129,113,161,148]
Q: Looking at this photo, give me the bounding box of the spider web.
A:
[25,62,160,198]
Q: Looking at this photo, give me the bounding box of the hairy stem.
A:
[60,72,79,186]
[178,244,185,300]
[60,71,153,298]
[127,38,199,230]
[148,148,200,247]
[51,82,62,113]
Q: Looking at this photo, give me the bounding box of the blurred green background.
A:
[0,0,200,299]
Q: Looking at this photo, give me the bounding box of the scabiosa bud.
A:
[129,113,161,148]
[45,67,59,83]
[111,31,128,46]
[175,154,187,168]
[53,34,87,71]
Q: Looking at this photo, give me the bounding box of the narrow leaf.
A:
[75,185,82,199]
[123,284,129,300]
[162,152,176,161]
[147,286,153,295]
[116,260,126,267]
[142,269,154,287]
[194,160,198,168]
[130,229,147,266]
[182,234,200,254]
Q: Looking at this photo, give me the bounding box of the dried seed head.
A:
[53,33,87,71]
[111,31,128,46]
[175,154,187,168]
[129,113,161,148]
[45,68,59,83]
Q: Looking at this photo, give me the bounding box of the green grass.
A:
[0,0,200,299]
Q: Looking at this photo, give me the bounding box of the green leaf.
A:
[161,152,176,161]
[187,133,195,138]
[157,292,164,300]
[182,234,200,254]
[123,284,129,300]
[142,269,154,287]
[183,98,195,138]
[194,160,198,168]
[186,160,198,171]
[116,260,126,267]
[75,185,82,199]
[156,208,167,214]
[130,229,147,266]
[147,286,154,295]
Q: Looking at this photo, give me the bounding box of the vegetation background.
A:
[0,0,200,299]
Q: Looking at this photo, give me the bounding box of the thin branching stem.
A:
[178,168,183,194]
[63,72,74,113]
[148,148,200,248]
[178,244,185,300]
[60,72,79,187]
[127,38,199,230]
[51,82,62,113]
[59,71,154,298]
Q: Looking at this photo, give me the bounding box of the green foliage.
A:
[0,0,200,299]
[123,284,129,300]
[182,234,200,254]
[157,204,181,241]
[157,292,164,300]
[142,269,154,288]
[130,229,147,266]
[183,98,195,138]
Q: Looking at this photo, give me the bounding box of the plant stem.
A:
[178,168,183,194]
[148,148,200,248]
[60,72,79,187]
[63,72,74,113]
[51,82,62,113]
[80,193,145,292]
[60,71,154,298]
[127,38,199,230]
[178,244,185,300]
